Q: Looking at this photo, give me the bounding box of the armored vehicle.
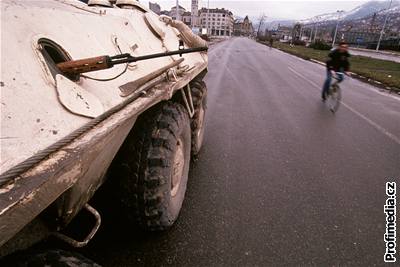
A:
[0,0,208,264]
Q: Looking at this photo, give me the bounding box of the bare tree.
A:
[256,13,266,39]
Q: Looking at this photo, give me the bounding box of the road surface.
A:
[82,38,400,266]
[349,48,400,63]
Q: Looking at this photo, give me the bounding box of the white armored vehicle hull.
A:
[0,0,208,261]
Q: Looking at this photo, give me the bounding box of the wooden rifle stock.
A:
[56,56,112,75]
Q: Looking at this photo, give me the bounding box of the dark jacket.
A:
[326,48,350,72]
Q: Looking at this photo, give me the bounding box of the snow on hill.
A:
[300,0,400,24]
[346,0,399,19]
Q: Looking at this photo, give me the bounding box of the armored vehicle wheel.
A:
[190,80,207,156]
[116,101,191,230]
[1,249,100,267]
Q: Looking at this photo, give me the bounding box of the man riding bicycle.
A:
[322,41,351,101]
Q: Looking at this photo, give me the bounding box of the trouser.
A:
[322,70,344,99]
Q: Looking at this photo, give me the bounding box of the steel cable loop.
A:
[0,50,206,186]
[0,86,149,186]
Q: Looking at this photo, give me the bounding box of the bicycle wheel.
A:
[327,84,342,113]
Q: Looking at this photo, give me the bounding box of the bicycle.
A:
[325,72,344,113]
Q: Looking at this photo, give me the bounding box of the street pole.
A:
[207,0,210,36]
[257,15,265,39]
[332,10,344,47]
[314,17,319,42]
[376,0,393,51]
[332,20,339,47]
[190,1,193,28]
[175,0,180,21]
[299,24,303,40]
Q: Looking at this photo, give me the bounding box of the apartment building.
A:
[199,8,234,36]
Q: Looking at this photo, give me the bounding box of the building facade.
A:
[339,31,381,45]
[149,2,161,15]
[182,11,192,26]
[233,16,254,36]
[276,25,292,41]
[199,8,234,36]
[170,5,186,20]
[191,0,200,27]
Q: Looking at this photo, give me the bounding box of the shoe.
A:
[322,97,326,102]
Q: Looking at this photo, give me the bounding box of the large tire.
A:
[0,249,100,267]
[190,80,207,156]
[115,101,191,230]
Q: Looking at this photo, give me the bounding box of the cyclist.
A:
[322,41,351,101]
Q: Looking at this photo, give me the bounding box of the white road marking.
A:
[340,102,400,145]
[362,85,400,102]
[288,67,321,88]
[288,66,400,146]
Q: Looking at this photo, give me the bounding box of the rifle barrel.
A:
[56,47,208,76]
[111,47,208,65]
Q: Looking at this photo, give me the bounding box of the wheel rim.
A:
[328,92,340,111]
[195,105,205,149]
[171,138,185,197]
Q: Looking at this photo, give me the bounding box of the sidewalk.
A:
[208,36,232,46]
[349,47,400,63]
[350,46,400,57]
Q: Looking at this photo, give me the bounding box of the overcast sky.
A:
[141,0,375,20]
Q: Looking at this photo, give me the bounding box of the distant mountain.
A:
[299,0,400,24]
[250,16,296,31]
[256,1,400,31]
[264,20,296,30]
[345,0,399,20]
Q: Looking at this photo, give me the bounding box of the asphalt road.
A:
[82,38,400,266]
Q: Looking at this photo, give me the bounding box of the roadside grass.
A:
[271,42,400,90]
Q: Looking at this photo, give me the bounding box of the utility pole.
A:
[376,0,393,51]
[299,25,303,41]
[314,16,319,42]
[175,0,180,21]
[332,10,344,47]
[257,13,266,39]
[310,23,314,42]
[207,0,210,35]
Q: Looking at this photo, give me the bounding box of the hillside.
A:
[265,0,400,33]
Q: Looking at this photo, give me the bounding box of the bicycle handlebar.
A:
[331,71,350,80]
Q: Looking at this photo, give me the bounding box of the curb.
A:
[208,37,229,47]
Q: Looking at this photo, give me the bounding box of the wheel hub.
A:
[171,138,185,197]
[196,105,205,147]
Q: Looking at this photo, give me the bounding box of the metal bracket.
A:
[52,204,101,248]
[170,69,178,82]
[181,84,195,118]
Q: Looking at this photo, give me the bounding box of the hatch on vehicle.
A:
[38,38,79,81]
